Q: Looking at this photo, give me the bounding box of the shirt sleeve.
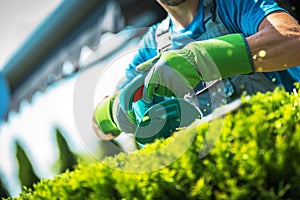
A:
[217,0,286,36]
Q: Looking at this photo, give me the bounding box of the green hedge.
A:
[12,86,300,200]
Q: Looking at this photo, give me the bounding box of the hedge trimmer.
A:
[119,73,202,147]
[93,72,243,147]
[93,73,202,147]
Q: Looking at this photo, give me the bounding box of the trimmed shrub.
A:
[11,86,300,200]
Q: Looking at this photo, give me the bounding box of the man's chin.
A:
[158,0,186,7]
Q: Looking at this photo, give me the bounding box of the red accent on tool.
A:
[133,86,144,102]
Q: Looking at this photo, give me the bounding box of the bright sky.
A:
[0,0,62,69]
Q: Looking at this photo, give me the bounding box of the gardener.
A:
[93,0,300,141]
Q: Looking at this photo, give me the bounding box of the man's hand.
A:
[92,114,117,140]
[137,33,254,100]
[93,95,137,140]
[93,96,121,140]
[137,50,202,99]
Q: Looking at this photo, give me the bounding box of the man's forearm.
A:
[247,11,300,72]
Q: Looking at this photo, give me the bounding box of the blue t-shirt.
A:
[125,0,300,92]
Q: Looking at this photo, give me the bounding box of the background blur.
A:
[0,0,71,196]
[0,0,61,68]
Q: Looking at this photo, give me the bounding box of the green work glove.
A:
[93,94,137,140]
[137,33,254,99]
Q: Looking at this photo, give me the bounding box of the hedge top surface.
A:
[12,85,300,200]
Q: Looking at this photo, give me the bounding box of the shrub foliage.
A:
[12,87,300,200]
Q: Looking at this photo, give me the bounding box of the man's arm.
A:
[247,11,300,72]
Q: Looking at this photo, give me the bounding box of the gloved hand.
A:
[93,94,137,140]
[137,33,254,99]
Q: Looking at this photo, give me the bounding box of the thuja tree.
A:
[15,141,40,191]
[54,128,78,173]
[0,173,9,198]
